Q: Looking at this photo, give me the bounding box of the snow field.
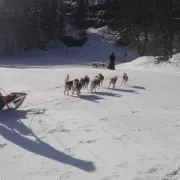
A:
[0,65,180,180]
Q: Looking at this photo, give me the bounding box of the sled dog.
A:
[64,75,73,95]
[72,79,82,96]
[84,75,90,89]
[121,73,128,86]
[108,76,118,89]
[80,75,90,89]
[90,76,101,92]
[95,73,104,87]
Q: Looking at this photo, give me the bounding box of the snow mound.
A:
[117,54,180,72]
[87,26,119,43]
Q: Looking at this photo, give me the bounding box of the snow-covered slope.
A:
[0,58,180,180]
[0,27,136,68]
[117,54,180,72]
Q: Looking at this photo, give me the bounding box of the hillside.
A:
[0,27,137,68]
[117,53,180,72]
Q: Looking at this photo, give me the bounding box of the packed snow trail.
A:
[0,65,180,180]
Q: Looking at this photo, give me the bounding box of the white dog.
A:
[121,73,128,86]
[108,76,118,89]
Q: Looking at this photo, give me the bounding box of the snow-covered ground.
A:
[1,29,180,180]
[1,58,180,180]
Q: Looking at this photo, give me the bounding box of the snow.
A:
[117,53,180,72]
[0,32,137,68]
[1,33,180,180]
[87,26,119,43]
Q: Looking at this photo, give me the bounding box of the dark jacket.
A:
[109,53,115,61]
[108,53,115,70]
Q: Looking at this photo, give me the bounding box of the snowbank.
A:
[117,54,180,72]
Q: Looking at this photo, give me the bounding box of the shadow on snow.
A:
[0,109,96,172]
[129,85,147,90]
[107,88,139,94]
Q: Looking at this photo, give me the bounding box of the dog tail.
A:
[65,74,69,84]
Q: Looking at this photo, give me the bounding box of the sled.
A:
[92,62,107,69]
[0,92,27,111]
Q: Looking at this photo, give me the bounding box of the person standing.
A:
[108,52,115,70]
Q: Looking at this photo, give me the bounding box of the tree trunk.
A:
[167,1,173,58]
[2,38,8,56]
[10,38,15,56]
[143,20,148,56]
[135,25,141,56]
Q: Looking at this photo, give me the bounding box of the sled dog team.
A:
[64,73,128,96]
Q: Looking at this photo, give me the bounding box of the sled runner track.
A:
[1,86,62,98]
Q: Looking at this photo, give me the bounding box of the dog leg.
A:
[94,86,97,92]
[71,87,74,96]
[120,80,124,87]
[76,90,79,95]
[124,80,128,86]
[113,83,115,89]
[108,82,111,89]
